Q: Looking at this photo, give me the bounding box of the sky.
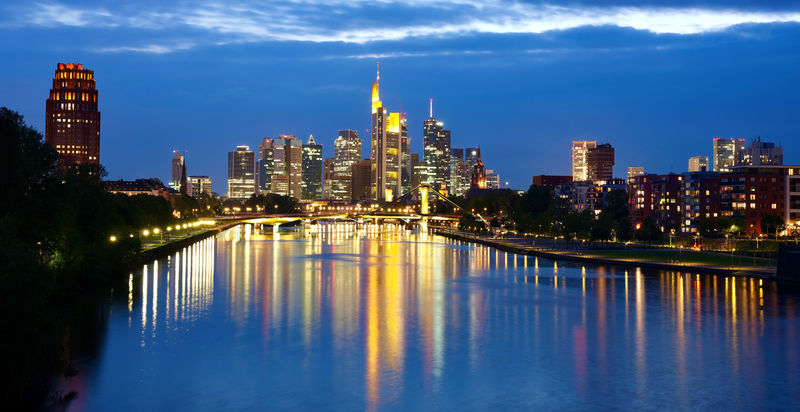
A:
[1,0,800,193]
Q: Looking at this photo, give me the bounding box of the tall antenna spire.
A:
[376,61,380,82]
[429,98,433,118]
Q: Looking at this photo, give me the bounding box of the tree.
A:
[636,216,663,243]
[761,214,785,236]
[245,193,299,214]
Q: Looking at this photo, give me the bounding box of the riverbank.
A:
[434,230,792,281]
[140,222,240,262]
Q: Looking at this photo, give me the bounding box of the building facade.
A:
[370,68,402,201]
[628,173,683,232]
[170,151,185,192]
[627,167,644,182]
[302,135,323,200]
[272,135,303,199]
[227,145,255,199]
[45,63,101,167]
[334,130,361,177]
[688,155,709,172]
[572,140,597,181]
[720,166,798,235]
[351,159,372,201]
[423,99,451,191]
[681,171,720,233]
[257,138,275,194]
[743,137,783,166]
[713,137,745,172]
[532,175,572,187]
[188,176,212,198]
[587,143,615,181]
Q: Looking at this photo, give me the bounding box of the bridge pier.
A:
[272,222,281,234]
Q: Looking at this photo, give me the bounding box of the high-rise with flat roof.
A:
[587,143,615,181]
[45,63,100,167]
[423,99,451,190]
[744,137,783,166]
[302,135,322,200]
[188,176,212,198]
[688,155,709,172]
[170,151,185,192]
[572,140,597,181]
[713,137,745,172]
[257,138,274,194]
[334,130,361,177]
[227,146,255,199]
[272,135,303,199]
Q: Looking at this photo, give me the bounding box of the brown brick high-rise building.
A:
[45,63,100,167]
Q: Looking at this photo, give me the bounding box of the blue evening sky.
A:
[2,0,799,192]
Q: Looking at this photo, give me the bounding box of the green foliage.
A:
[245,193,300,214]
[1,107,174,408]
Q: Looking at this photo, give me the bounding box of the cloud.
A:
[4,1,800,53]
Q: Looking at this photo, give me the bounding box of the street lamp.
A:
[109,235,117,242]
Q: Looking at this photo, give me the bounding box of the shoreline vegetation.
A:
[0,108,219,409]
[434,230,783,279]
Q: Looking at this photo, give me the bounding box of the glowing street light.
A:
[142,229,150,236]
[109,235,117,242]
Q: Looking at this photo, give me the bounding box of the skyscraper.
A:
[450,148,464,195]
[713,137,745,172]
[272,135,303,199]
[170,151,185,192]
[688,155,709,172]
[334,130,361,177]
[423,99,451,190]
[572,140,597,181]
[257,138,274,194]
[743,137,783,166]
[370,66,402,201]
[302,135,323,200]
[227,146,255,199]
[45,63,100,167]
[322,158,334,199]
[465,147,481,167]
[401,119,411,194]
[351,159,372,201]
[586,143,614,181]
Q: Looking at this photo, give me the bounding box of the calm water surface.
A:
[61,224,800,410]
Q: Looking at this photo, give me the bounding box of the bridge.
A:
[227,184,488,233]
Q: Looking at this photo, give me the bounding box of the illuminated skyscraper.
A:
[465,147,481,167]
[45,63,100,167]
[227,145,255,199]
[272,135,303,199]
[572,140,597,181]
[257,138,274,194]
[713,137,745,172]
[334,129,361,177]
[302,135,323,200]
[370,66,402,200]
[401,119,411,194]
[423,99,451,190]
[170,151,185,192]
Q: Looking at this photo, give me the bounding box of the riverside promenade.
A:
[435,230,783,280]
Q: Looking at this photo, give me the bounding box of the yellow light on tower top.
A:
[371,62,382,113]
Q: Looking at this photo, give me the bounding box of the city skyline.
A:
[2,1,800,192]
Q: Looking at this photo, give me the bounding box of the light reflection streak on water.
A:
[74,224,800,411]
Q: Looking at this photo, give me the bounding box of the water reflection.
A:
[61,224,799,411]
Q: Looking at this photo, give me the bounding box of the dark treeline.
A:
[449,186,659,242]
[0,108,179,408]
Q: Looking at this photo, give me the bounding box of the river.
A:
[58,223,800,410]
